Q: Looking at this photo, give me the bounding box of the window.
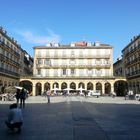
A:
[44,59,50,65]
[96,69,102,76]
[37,59,42,65]
[37,69,41,75]
[37,51,41,57]
[71,69,75,75]
[88,69,92,75]
[63,69,66,75]
[62,50,66,57]
[71,50,75,57]
[70,59,75,65]
[79,50,83,57]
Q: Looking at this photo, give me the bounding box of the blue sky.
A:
[0,0,140,62]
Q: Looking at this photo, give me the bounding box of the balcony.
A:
[33,74,114,79]
[36,54,111,59]
[36,63,111,69]
[0,54,20,67]
[0,40,20,58]
[0,67,20,77]
[125,57,140,66]
[126,70,140,78]
[36,64,51,68]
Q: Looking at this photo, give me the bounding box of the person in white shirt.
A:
[47,90,51,103]
[5,103,23,133]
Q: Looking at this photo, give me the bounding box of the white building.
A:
[31,41,115,96]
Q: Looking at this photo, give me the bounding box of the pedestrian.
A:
[84,91,87,97]
[15,89,20,106]
[43,90,47,98]
[5,103,23,134]
[19,88,27,108]
[47,90,51,103]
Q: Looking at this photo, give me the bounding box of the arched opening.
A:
[105,82,111,94]
[70,82,76,89]
[44,82,50,91]
[70,82,76,93]
[19,80,33,95]
[78,82,85,88]
[114,80,128,96]
[61,82,67,90]
[87,82,93,90]
[96,82,102,94]
[36,83,42,96]
[53,82,59,88]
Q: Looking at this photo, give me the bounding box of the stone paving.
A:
[0,96,140,140]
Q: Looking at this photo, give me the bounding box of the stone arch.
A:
[53,82,59,88]
[36,82,42,96]
[96,82,102,94]
[105,82,111,94]
[19,80,33,94]
[78,82,85,88]
[44,82,50,91]
[114,80,128,96]
[87,82,93,90]
[70,82,76,89]
[61,82,67,90]
[70,82,76,93]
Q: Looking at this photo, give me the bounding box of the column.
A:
[93,83,94,91]
[41,82,45,94]
[76,82,78,90]
[111,83,114,93]
[32,82,36,96]
[102,83,105,95]
[50,82,53,91]
[85,82,87,90]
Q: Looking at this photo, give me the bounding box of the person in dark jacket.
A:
[19,88,27,108]
[15,89,20,106]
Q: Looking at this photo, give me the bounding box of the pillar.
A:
[102,83,105,95]
[41,82,45,93]
[85,82,87,90]
[111,83,114,93]
[32,82,36,96]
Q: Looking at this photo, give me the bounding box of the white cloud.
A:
[17,29,61,45]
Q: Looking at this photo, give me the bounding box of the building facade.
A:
[122,35,140,94]
[30,41,115,96]
[0,26,33,93]
[113,57,125,77]
[20,50,33,76]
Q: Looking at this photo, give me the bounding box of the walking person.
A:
[15,89,20,106]
[47,89,51,103]
[5,103,23,134]
[19,88,27,108]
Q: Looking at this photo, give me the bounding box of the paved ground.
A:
[0,96,140,140]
